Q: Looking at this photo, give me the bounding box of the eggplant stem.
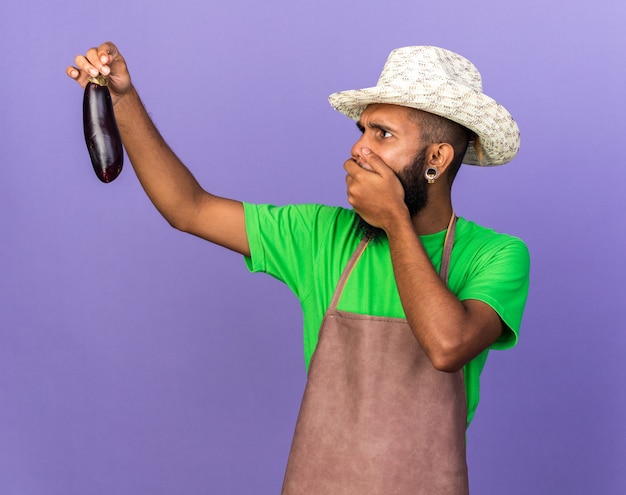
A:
[88,75,108,86]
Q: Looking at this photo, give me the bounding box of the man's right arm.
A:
[67,42,250,256]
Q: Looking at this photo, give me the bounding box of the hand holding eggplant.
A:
[67,42,131,183]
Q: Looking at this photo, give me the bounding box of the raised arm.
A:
[67,42,250,256]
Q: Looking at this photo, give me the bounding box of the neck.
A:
[411,198,454,235]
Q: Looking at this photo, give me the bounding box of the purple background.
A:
[2,0,625,493]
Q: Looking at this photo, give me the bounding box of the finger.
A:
[66,59,93,88]
[84,46,111,76]
[344,158,377,178]
[78,43,117,78]
[66,64,88,85]
[349,153,374,172]
[96,41,119,71]
[343,158,360,175]
[359,148,392,176]
[74,52,100,79]
[66,65,80,80]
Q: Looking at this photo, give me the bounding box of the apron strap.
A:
[440,213,457,285]
[329,212,457,311]
[328,237,370,311]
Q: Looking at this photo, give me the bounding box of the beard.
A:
[354,147,429,242]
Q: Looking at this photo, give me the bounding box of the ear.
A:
[426,143,455,175]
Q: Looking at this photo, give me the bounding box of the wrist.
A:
[382,207,413,238]
[112,84,137,109]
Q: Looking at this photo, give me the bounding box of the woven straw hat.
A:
[328,46,520,166]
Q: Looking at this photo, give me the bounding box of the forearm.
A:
[114,87,208,231]
[387,220,462,367]
[386,218,498,372]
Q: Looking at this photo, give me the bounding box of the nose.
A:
[351,133,369,162]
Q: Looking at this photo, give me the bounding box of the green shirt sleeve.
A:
[243,203,353,301]
[455,229,530,350]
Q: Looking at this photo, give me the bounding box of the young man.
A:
[68,44,530,494]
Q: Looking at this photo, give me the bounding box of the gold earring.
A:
[424,167,439,184]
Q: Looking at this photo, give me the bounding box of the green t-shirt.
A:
[243,203,530,426]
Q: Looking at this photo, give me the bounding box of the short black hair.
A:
[408,109,480,183]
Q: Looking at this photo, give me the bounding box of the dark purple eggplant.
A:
[83,75,123,183]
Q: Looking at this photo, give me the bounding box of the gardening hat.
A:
[328,46,520,166]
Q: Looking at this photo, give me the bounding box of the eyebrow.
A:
[356,121,397,134]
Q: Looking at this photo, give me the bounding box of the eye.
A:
[381,130,393,138]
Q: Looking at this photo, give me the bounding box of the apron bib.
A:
[281,216,469,494]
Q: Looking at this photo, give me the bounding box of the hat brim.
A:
[328,81,520,166]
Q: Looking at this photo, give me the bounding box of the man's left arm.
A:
[386,222,504,372]
[345,150,512,373]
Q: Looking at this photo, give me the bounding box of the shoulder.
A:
[456,217,526,244]
[243,202,356,233]
[455,217,529,266]
[243,202,353,220]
